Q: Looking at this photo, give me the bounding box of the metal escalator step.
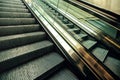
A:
[62,19,69,24]
[0,12,32,18]
[47,68,78,80]
[0,0,75,79]
[0,1,24,5]
[0,0,22,2]
[35,62,64,80]
[0,3,26,9]
[54,12,59,16]
[0,40,54,72]
[66,23,74,28]
[51,10,56,14]
[67,28,80,34]
[92,47,108,62]
[0,24,40,36]
[0,32,46,50]
[104,57,120,78]
[82,40,97,49]
[0,18,36,26]
[0,7,29,13]
[0,52,64,80]
[74,33,88,41]
[57,15,64,20]
[78,33,88,39]
[0,1,23,5]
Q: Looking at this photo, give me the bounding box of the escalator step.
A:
[104,57,120,78]
[66,23,74,28]
[0,24,40,36]
[67,28,80,34]
[66,22,74,28]
[0,32,46,50]
[74,33,88,41]
[0,0,22,2]
[0,12,32,18]
[92,47,108,62]
[58,15,64,20]
[47,68,78,80]
[0,52,64,80]
[0,1,24,5]
[82,40,97,49]
[0,40,54,72]
[0,3,26,9]
[0,18,36,26]
[62,19,69,24]
[0,0,75,80]
[0,7,29,13]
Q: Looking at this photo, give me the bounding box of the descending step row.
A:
[39,0,120,79]
[0,0,79,80]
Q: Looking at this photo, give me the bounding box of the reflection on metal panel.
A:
[81,0,120,15]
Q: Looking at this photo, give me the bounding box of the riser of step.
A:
[0,32,46,50]
[0,24,40,36]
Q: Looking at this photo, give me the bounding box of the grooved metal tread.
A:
[0,12,32,18]
[0,31,47,50]
[0,18,36,26]
[0,52,65,80]
[0,0,78,80]
[47,68,78,80]
[0,3,26,8]
[0,7,29,13]
[0,24,40,36]
[0,1,24,5]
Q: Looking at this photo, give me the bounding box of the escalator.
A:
[0,0,79,80]
[65,0,120,30]
[0,0,120,80]
[35,0,120,79]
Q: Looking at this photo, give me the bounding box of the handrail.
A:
[65,0,120,30]
[77,0,120,21]
[24,0,117,79]
[43,0,120,54]
[23,0,85,79]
